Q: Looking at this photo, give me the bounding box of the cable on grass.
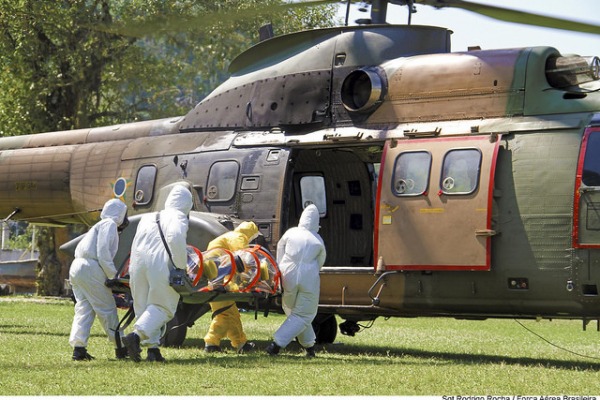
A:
[514,319,600,360]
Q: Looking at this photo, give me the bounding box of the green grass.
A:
[1,296,600,396]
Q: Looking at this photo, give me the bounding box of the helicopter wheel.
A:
[312,313,338,344]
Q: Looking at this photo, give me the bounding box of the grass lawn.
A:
[0,296,599,396]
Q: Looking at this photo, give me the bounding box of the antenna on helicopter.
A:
[406,0,417,25]
[259,23,274,41]
[344,0,351,26]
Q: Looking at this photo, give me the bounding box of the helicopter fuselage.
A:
[1,25,600,341]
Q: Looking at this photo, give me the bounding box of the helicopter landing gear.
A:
[339,320,361,337]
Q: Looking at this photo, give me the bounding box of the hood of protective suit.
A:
[100,199,127,225]
[298,204,320,233]
[165,185,193,215]
[235,221,259,241]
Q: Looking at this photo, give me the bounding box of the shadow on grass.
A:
[0,325,71,337]
[169,338,600,371]
[0,325,117,339]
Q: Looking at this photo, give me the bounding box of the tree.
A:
[0,0,135,134]
[0,0,337,295]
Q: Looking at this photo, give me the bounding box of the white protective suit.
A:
[69,198,128,348]
[273,204,326,349]
[129,185,193,348]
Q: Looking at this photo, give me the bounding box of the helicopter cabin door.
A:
[574,126,600,247]
[375,134,500,271]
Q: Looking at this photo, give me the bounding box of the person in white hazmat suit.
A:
[69,198,129,361]
[265,204,326,357]
[123,184,193,362]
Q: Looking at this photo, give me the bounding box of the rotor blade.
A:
[415,0,600,35]
[94,0,343,38]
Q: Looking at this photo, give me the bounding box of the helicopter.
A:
[1,0,600,347]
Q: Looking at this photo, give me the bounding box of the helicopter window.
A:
[300,175,327,217]
[133,165,157,206]
[206,161,240,202]
[392,151,431,196]
[440,149,482,195]
[582,131,600,186]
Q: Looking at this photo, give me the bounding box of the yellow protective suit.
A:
[203,221,258,351]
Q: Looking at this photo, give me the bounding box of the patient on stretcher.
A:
[186,244,280,295]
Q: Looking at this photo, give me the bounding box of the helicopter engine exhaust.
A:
[545,55,600,88]
[341,67,386,113]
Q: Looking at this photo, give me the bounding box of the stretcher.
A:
[115,244,281,304]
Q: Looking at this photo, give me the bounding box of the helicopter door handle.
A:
[475,229,496,237]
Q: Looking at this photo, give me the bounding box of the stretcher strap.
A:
[156,213,176,269]
[211,303,234,320]
[114,306,135,349]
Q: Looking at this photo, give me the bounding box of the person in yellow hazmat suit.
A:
[203,221,259,354]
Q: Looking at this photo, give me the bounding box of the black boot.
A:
[115,347,128,359]
[305,346,316,358]
[237,341,256,354]
[204,345,222,353]
[147,347,165,362]
[72,346,94,361]
[265,342,280,356]
[123,332,142,362]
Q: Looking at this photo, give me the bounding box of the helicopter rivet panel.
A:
[180,71,332,132]
[182,25,453,133]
